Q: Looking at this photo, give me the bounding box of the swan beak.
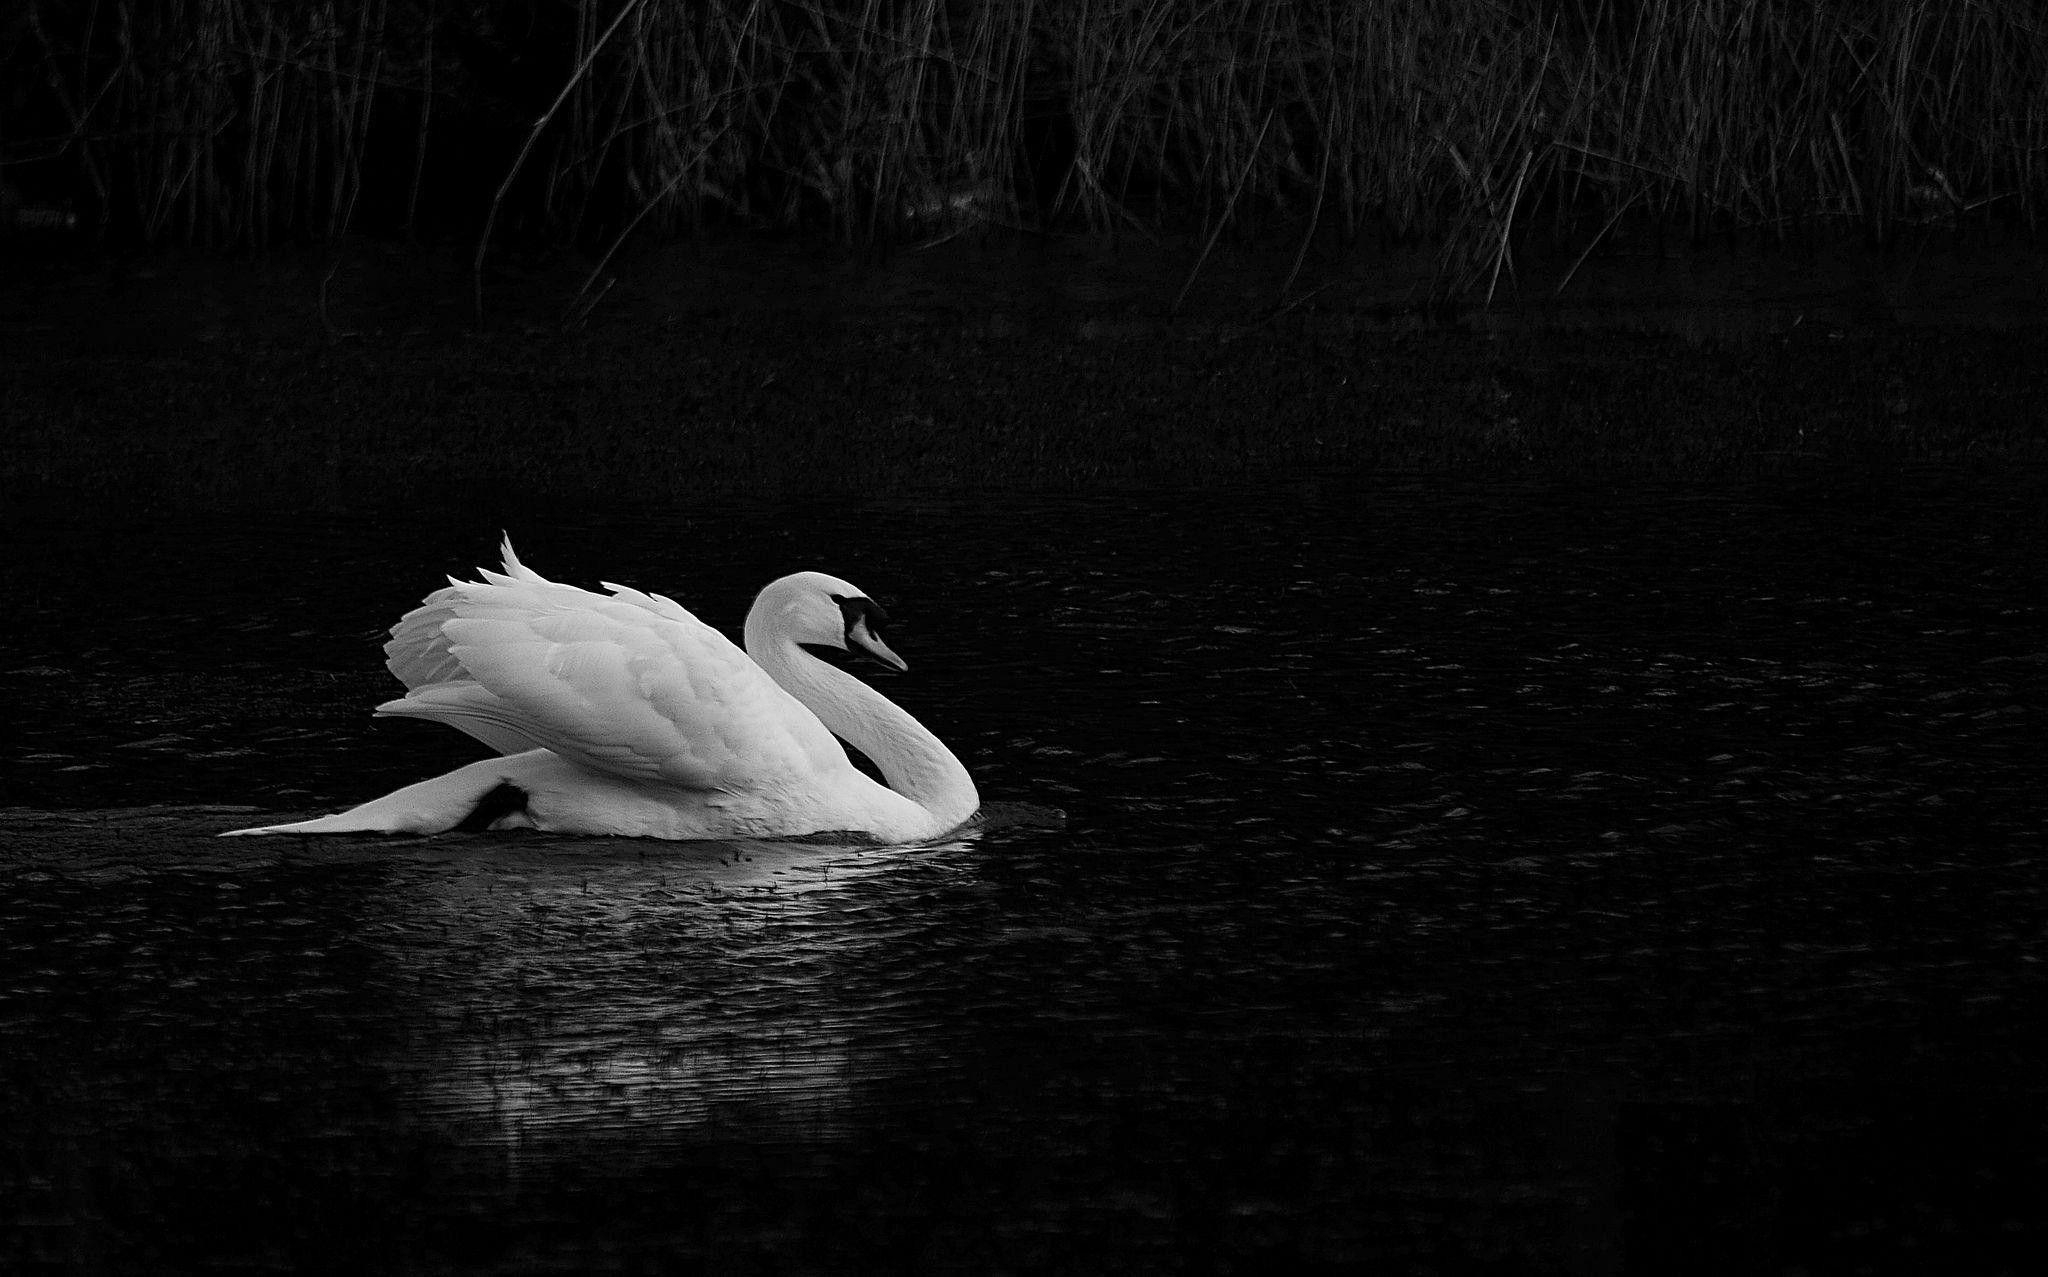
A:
[847,616,908,672]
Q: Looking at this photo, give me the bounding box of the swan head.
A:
[750,571,907,672]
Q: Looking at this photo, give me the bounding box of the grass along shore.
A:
[8,0,2048,305]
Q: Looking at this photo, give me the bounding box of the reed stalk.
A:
[5,0,2045,297]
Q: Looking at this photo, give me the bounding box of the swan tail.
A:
[221,753,544,837]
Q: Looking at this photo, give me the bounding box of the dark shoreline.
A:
[6,236,2046,521]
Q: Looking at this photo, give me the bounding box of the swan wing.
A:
[385,535,551,692]
[379,542,849,792]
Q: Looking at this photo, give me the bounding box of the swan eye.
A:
[830,592,889,642]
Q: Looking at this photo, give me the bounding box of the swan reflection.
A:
[356,833,981,1160]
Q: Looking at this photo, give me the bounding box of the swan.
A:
[223,537,979,842]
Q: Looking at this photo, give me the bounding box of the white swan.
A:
[223,537,979,842]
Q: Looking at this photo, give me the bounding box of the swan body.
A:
[224,539,979,843]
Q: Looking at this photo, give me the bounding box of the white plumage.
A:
[224,538,979,843]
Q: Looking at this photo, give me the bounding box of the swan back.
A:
[377,542,850,794]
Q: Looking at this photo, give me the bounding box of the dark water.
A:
[4,474,2045,1274]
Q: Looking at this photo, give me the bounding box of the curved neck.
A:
[745,620,979,833]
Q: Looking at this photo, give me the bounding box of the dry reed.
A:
[7,0,2046,299]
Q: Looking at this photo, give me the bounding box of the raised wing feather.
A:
[378,542,849,793]
[385,535,552,691]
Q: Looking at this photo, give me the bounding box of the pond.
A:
[3,471,2045,1273]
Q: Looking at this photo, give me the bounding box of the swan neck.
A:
[745,621,978,833]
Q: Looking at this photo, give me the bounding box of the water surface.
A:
[4,474,2045,1273]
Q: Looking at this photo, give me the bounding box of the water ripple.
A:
[3,477,2045,1270]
